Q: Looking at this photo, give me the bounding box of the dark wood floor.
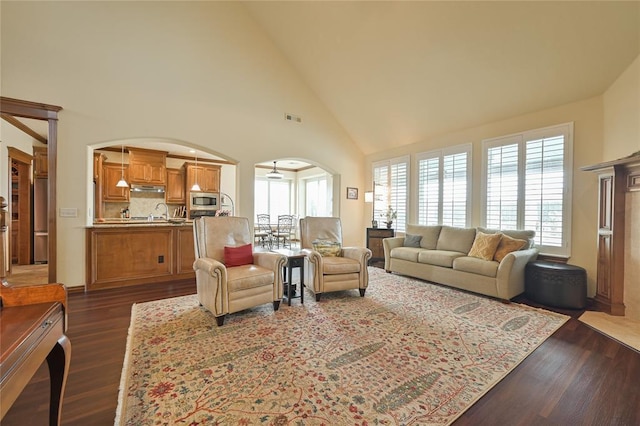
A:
[3,278,639,425]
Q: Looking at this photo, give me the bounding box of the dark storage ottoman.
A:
[525,260,587,309]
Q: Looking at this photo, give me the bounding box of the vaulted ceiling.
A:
[243,1,640,155]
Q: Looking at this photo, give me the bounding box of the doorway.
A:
[1,96,61,285]
[9,152,32,265]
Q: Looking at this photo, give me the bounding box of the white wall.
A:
[366,96,604,297]
[603,54,640,320]
[1,2,366,288]
[603,55,640,160]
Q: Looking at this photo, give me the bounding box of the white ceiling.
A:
[7,2,639,160]
[244,1,640,155]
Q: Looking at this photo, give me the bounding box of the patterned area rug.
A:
[116,268,568,425]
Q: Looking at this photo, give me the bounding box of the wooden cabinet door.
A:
[367,228,395,262]
[127,162,148,184]
[128,148,167,185]
[186,164,220,193]
[166,168,186,204]
[33,147,48,178]
[103,163,130,202]
[202,166,220,192]
[177,227,195,275]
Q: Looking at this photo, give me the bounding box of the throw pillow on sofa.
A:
[468,232,502,261]
[312,240,342,257]
[493,234,528,262]
[224,244,254,267]
[404,234,423,247]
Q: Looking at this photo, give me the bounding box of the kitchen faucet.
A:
[155,202,169,220]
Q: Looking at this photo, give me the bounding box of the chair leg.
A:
[315,293,322,302]
[359,289,366,297]
[273,300,281,311]
[215,315,225,327]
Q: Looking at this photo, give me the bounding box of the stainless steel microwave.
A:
[190,192,219,211]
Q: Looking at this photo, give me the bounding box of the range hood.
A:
[130,184,165,193]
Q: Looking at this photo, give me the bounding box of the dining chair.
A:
[272,215,294,249]
[256,214,273,249]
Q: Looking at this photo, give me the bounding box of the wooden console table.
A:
[1,301,70,425]
[0,281,70,425]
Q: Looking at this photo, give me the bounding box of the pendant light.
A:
[116,145,129,188]
[266,161,284,179]
[191,152,201,192]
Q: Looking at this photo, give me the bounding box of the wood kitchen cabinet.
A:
[185,163,220,193]
[166,168,186,204]
[102,163,130,202]
[86,224,195,290]
[33,146,48,178]
[127,148,167,185]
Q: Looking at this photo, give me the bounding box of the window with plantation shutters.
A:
[417,144,471,227]
[373,156,409,232]
[482,123,573,257]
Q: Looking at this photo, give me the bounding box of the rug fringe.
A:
[114,302,138,426]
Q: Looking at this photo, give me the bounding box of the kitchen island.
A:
[86,220,195,290]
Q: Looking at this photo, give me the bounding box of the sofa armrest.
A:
[253,252,287,272]
[253,252,287,297]
[383,237,405,271]
[495,248,539,300]
[342,247,372,265]
[300,248,320,265]
[193,257,225,276]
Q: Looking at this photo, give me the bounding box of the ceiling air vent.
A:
[284,113,302,123]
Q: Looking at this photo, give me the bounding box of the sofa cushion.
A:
[404,234,423,247]
[322,256,361,274]
[453,256,499,278]
[478,227,535,249]
[468,232,503,261]
[390,247,421,262]
[418,250,465,268]
[494,234,528,262]
[406,224,441,249]
[227,265,274,290]
[224,244,254,267]
[436,226,476,254]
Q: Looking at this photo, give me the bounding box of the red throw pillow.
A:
[224,244,254,267]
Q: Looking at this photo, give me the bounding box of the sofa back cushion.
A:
[406,224,442,249]
[477,227,536,249]
[436,226,476,254]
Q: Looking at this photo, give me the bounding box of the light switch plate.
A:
[59,208,78,218]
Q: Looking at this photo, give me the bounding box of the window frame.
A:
[254,177,293,221]
[372,156,409,233]
[480,122,574,257]
[415,143,472,227]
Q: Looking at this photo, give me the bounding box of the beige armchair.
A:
[193,216,287,326]
[299,217,372,301]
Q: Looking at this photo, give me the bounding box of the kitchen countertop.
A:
[90,219,193,228]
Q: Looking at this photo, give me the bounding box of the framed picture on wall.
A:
[347,187,358,200]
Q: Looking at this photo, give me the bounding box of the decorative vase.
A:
[386,221,393,229]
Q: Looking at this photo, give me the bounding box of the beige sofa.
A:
[383,225,539,301]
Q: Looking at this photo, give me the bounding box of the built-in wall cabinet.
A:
[102,163,130,203]
[583,155,640,316]
[127,148,167,185]
[166,168,186,204]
